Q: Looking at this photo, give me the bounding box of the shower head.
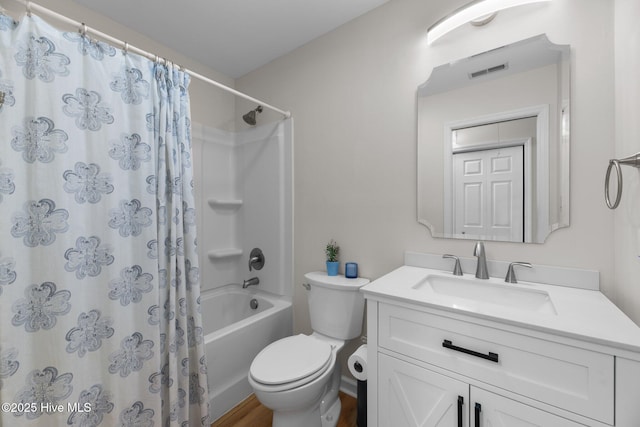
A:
[243,106,263,126]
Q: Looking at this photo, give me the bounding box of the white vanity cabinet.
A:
[379,353,587,426]
[471,387,586,427]
[361,262,640,427]
[379,352,467,426]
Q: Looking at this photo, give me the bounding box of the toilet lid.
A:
[250,334,332,385]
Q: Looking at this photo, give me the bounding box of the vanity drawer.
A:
[378,303,614,424]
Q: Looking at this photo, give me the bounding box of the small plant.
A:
[325,240,340,262]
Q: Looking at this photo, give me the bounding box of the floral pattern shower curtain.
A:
[0,13,209,426]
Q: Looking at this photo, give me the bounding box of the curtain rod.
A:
[12,0,291,119]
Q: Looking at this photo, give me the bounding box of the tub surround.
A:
[361,252,640,426]
[193,120,293,298]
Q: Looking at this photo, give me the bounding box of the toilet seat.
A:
[249,334,334,392]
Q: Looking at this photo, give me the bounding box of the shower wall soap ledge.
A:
[208,249,243,260]
[208,199,243,209]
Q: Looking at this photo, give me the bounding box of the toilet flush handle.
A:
[301,283,310,290]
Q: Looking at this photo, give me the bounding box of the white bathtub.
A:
[201,284,292,421]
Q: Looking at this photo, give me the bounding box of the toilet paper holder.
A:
[348,344,368,381]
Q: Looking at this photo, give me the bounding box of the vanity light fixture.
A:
[427,0,552,45]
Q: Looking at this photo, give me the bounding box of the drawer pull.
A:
[457,396,464,427]
[475,402,481,427]
[442,339,499,363]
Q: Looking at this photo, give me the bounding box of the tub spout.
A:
[242,277,260,288]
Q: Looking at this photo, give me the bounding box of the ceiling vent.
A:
[469,62,509,79]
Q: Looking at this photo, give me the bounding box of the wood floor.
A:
[211,392,358,427]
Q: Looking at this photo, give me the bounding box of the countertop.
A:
[361,265,640,354]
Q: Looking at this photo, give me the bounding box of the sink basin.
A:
[413,274,557,315]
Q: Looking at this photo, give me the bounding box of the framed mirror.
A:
[417,34,570,243]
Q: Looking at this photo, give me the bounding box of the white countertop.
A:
[361,265,640,354]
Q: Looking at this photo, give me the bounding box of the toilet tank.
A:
[304,272,369,340]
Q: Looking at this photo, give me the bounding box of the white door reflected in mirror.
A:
[453,145,524,242]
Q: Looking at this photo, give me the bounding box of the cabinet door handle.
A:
[442,340,499,363]
[457,396,464,427]
[475,402,482,427]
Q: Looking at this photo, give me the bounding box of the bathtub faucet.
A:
[243,277,260,288]
[248,248,265,272]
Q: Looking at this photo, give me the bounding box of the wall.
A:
[613,0,640,322]
[235,0,623,378]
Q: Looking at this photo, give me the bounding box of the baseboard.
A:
[340,375,358,398]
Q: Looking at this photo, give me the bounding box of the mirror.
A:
[417,34,570,243]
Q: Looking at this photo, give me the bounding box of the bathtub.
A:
[201,284,292,421]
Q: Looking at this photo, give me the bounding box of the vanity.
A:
[361,252,640,427]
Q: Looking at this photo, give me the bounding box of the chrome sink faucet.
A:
[505,262,532,283]
[242,277,260,288]
[443,254,463,276]
[473,241,489,279]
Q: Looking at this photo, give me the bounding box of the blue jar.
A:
[345,262,358,278]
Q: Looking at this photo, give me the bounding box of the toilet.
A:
[248,271,369,427]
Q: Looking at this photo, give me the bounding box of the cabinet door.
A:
[379,353,468,427]
[470,387,587,427]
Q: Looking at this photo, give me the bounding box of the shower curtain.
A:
[0,13,209,426]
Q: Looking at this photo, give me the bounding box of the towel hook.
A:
[605,152,640,209]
